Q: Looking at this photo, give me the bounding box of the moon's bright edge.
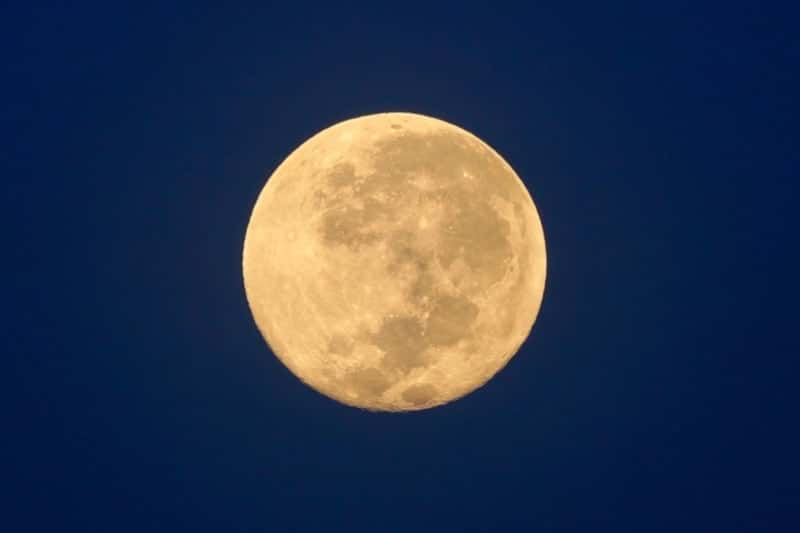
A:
[243,112,546,411]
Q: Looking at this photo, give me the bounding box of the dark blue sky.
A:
[5,2,798,531]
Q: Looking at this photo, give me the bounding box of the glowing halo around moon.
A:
[242,112,546,411]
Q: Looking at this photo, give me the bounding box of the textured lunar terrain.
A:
[243,112,546,411]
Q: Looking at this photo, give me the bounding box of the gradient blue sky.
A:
[5,2,797,531]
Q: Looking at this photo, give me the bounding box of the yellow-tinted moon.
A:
[243,112,546,411]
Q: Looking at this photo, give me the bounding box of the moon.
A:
[243,112,546,411]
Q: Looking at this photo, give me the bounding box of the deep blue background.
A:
[4,2,798,531]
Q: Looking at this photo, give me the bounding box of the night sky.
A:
[5,2,798,531]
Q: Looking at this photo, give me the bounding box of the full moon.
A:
[243,112,546,411]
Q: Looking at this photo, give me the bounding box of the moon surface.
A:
[243,112,546,411]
